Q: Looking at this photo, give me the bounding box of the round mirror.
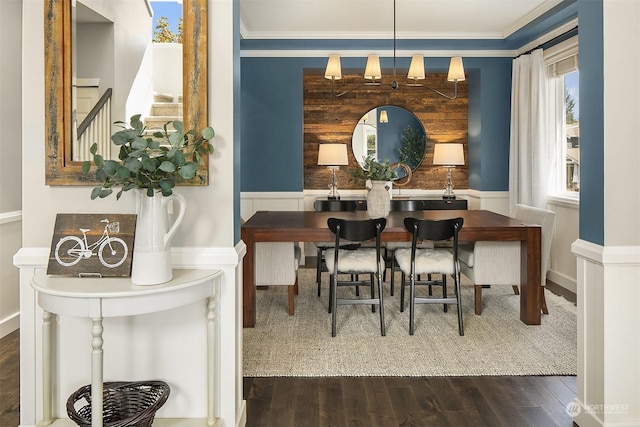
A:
[351,106,427,180]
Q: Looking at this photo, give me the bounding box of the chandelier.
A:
[324,0,465,99]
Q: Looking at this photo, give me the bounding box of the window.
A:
[546,36,579,197]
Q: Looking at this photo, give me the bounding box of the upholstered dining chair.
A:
[395,217,465,335]
[242,218,302,315]
[458,204,556,315]
[254,242,302,315]
[325,217,387,337]
[313,200,358,297]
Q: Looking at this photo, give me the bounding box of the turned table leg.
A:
[91,317,104,427]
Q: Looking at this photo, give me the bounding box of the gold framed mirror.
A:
[44,0,208,185]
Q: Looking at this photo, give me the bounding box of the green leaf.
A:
[131,136,148,150]
[90,187,102,200]
[146,187,154,197]
[179,163,197,179]
[174,151,186,166]
[168,131,183,147]
[201,127,215,140]
[94,154,104,168]
[81,161,91,174]
[96,169,107,183]
[142,157,158,172]
[111,130,129,146]
[148,139,161,150]
[99,188,113,198]
[89,143,98,155]
[173,121,184,132]
[102,160,120,176]
[159,179,174,194]
[124,158,142,172]
[166,147,178,159]
[159,161,176,173]
[130,114,143,133]
[116,164,131,179]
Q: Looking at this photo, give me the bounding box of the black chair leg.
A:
[442,275,448,313]
[370,273,376,313]
[400,272,406,312]
[377,272,386,336]
[455,272,464,336]
[316,247,323,297]
[331,274,338,337]
[409,276,416,335]
[328,273,333,314]
[389,250,395,296]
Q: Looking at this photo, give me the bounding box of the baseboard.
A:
[0,312,19,339]
[547,270,577,293]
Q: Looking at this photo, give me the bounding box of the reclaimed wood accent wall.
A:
[303,72,468,191]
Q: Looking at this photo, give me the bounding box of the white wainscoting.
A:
[571,239,640,427]
[547,196,579,293]
[1,211,21,338]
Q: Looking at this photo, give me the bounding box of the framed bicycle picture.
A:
[47,213,137,277]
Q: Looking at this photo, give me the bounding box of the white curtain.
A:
[509,49,553,211]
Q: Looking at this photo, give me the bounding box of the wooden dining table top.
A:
[241,209,535,243]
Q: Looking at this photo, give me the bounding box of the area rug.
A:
[243,268,577,377]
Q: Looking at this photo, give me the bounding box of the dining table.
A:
[241,209,542,328]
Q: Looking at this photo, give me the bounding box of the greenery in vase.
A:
[352,155,398,182]
[397,125,426,170]
[82,114,215,200]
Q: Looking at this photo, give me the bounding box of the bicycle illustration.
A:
[54,219,128,268]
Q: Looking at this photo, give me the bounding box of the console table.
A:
[31,269,223,427]
[316,197,468,211]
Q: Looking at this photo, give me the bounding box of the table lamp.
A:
[317,144,349,199]
[433,143,465,199]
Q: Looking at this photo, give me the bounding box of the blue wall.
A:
[577,0,604,245]
[240,56,512,192]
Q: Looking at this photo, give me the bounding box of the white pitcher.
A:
[131,189,186,285]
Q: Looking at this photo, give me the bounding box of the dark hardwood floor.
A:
[244,375,577,427]
[0,329,20,427]
[0,272,577,427]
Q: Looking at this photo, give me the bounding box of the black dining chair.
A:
[325,217,387,337]
[313,200,358,297]
[394,217,464,335]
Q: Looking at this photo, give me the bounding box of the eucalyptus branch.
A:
[82,114,215,199]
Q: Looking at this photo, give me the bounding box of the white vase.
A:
[131,189,186,285]
[366,180,391,219]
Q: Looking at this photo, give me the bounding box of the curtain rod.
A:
[515,26,578,59]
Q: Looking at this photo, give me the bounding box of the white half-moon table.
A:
[31,269,224,427]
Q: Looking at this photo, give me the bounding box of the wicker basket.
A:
[66,381,170,427]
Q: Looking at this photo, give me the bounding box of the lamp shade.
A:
[364,55,382,80]
[325,54,342,80]
[447,56,466,82]
[433,143,465,166]
[318,144,349,166]
[407,54,425,80]
[379,110,389,123]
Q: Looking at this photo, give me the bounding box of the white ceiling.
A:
[239,0,564,40]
